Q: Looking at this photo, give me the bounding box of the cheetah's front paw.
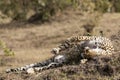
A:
[51,48,61,55]
[80,59,88,64]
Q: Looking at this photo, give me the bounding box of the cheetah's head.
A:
[84,47,106,59]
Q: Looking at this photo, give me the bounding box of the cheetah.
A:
[51,36,114,56]
[6,36,114,74]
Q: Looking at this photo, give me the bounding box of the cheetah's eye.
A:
[95,42,97,44]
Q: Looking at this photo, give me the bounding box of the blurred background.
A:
[0,0,120,24]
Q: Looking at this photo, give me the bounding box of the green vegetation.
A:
[0,0,76,22]
[0,40,14,56]
[94,0,111,12]
[0,0,120,23]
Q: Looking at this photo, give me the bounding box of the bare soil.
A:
[0,10,120,80]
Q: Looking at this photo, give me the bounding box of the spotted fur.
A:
[6,54,68,73]
[6,36,114,73]
[51,36,114,56]
[6,51,81,74]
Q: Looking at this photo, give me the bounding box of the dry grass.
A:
[0,10,120,80]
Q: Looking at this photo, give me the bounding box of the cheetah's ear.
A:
[83,32,92,36]
[99,30,104,37]
[87,33,92,36]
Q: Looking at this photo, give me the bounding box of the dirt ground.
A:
[0,10,120,80]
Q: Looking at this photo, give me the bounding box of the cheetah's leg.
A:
[51,40,73,54]
[51,36,92,55]
[30,62,62,73]
[6,55,67,74]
